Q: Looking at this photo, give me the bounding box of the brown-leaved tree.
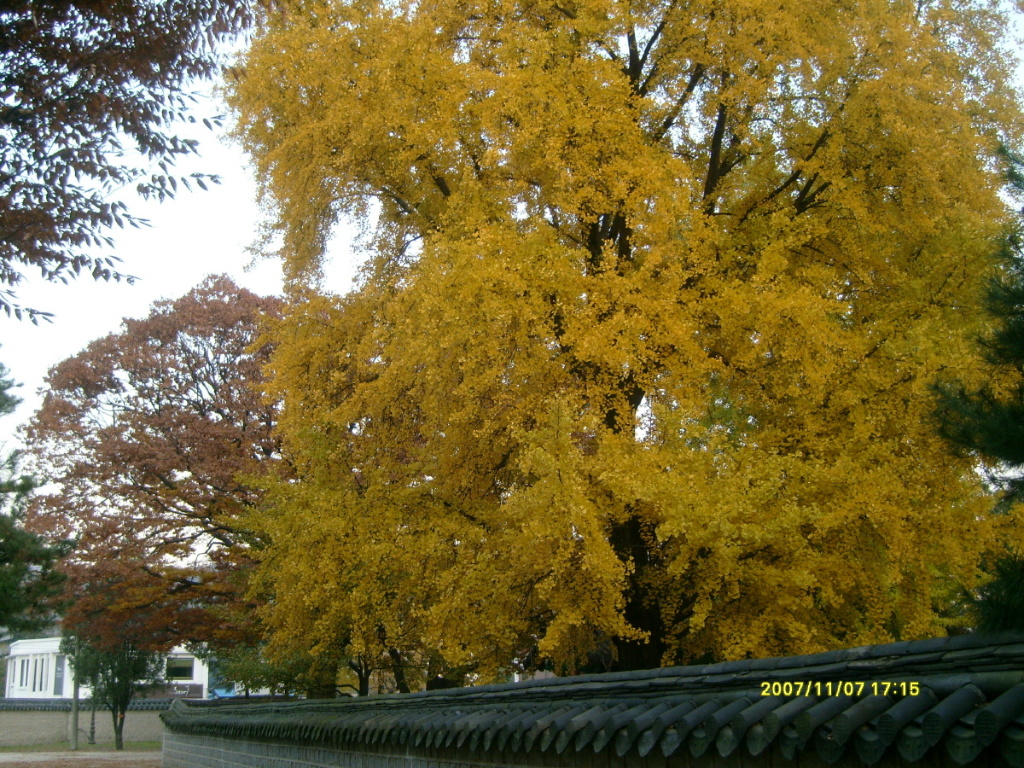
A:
[24,275,283,651]
[0,0,252,320]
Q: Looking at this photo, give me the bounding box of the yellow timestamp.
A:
[759,681,921,697]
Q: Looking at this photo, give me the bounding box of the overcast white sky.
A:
[0,88,363,449]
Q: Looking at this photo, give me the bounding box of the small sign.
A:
[142,683,205,699]
[53,655,65,696]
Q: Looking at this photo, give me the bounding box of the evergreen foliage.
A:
[0,362,64,634]
[933,151,1024,631]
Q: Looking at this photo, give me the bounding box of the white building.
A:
[3,637,209,699]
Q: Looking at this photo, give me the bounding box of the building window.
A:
[166,658,194,681]
[31,656,47,692]
[19,658,28,687]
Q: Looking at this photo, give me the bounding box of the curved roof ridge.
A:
[162,632,1024,767]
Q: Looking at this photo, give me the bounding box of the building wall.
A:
[3,638,210,699]
[4,637,70,698]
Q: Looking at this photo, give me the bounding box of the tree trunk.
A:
[609,515,666,671]
[387,647,411,693]
[112,709,124,750]
[70,665,79,751]
[348,657,372,696]
[602,378,665,672]
[88,695,96,745]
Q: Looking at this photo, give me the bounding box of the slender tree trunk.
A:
[70,661,79,751]
[112,709,124,750]
[88,694,96,745]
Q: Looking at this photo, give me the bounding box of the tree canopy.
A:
[63,635,164,750]
[0,0,252,320]
[24,276,283,649]
[935,152,1024,509]
[933,151,1024,631]
[0,362,64,635]
[232,0,1024,674]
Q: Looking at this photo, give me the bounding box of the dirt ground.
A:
[0,752,161,768]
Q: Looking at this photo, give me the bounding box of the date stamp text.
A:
[759,681,921,697]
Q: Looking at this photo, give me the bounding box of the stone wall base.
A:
[161,734,522,768]
[0,709,166,747]
[160,732,977,768]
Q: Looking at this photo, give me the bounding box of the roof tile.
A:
[161,632,1024,766]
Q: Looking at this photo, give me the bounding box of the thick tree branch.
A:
[653,64,705,142]
[702,103,728,210]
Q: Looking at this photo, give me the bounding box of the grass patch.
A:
[0,741,161,752]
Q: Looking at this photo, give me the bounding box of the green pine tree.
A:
[934,149,1024,631]
[0,362,65,634]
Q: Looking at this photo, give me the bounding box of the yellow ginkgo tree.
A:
[232,0,1024,676]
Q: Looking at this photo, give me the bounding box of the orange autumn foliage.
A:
[24,276,283,650]
[233,0,1024,674]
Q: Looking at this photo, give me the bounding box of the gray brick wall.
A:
[162,733,552,768]
[160,734,596,768]
[159,732,969,768]
[0,709,167,746]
